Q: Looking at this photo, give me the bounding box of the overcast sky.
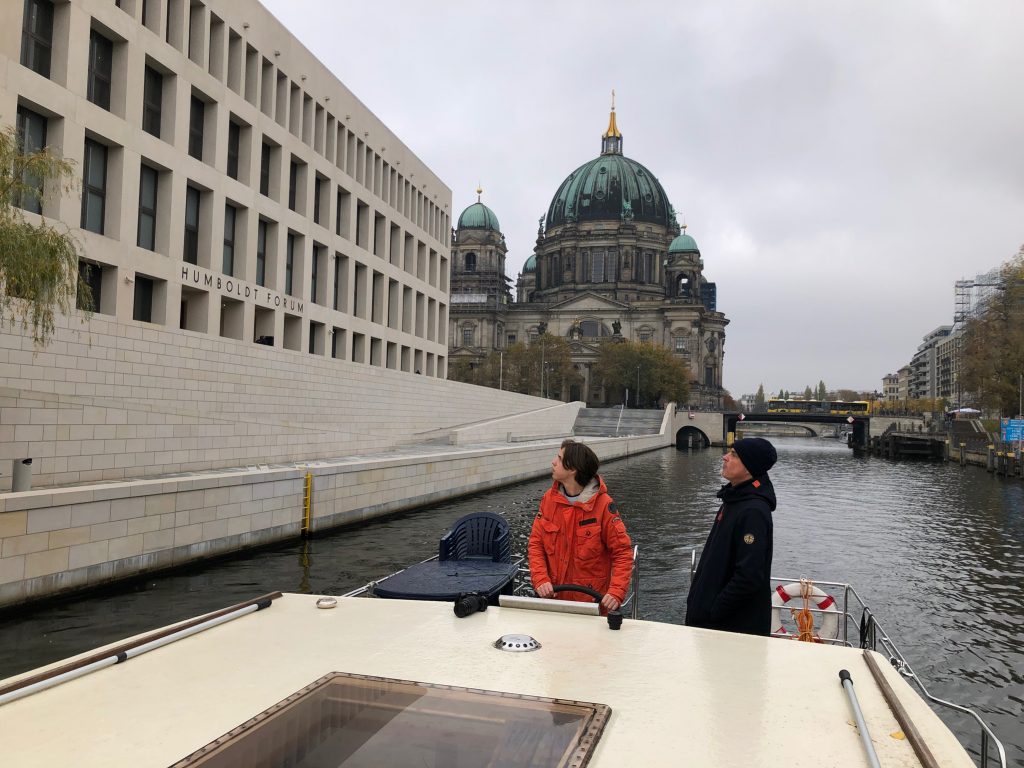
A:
[262,0,1024,397]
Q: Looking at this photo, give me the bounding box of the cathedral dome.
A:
[546,154,671,229]
[522,254,537,273]
[669,231,700,254]
[457,201,500,232]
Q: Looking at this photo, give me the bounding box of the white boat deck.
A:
[0,593,973,767]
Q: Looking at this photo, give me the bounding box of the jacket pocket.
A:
[575,527,604,562]
[541,521,560,556]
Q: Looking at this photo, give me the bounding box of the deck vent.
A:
[493,633,540,652]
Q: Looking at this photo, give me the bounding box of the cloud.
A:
[262,0,1024,395]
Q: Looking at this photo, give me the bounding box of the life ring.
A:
[771,582,839,641]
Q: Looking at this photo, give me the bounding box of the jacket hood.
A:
[551,475,607,506]
[716,474,777,511]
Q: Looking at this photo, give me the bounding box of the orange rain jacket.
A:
[528,476,633,606]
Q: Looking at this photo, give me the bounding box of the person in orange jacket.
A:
[528,440,633,613]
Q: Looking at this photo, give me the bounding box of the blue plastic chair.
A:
[438,512,512,563]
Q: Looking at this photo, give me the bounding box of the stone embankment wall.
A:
[0,432,670,608]
[0,314,552,491]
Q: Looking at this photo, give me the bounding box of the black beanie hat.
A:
[732,437,777,478]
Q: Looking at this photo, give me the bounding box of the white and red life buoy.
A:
[771,582,839,641]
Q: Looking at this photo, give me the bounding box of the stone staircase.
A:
[573,407,665,437]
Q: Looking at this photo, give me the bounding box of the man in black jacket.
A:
[685,437,777,635]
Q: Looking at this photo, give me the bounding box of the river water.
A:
[1,438,1021,764]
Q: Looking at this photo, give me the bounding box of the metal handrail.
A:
[615,403,624,435]
[687,551,1006,767]
[766,573,1007,768]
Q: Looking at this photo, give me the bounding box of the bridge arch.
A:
[675,426,710,450]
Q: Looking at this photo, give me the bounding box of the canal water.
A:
[1,438,1021,764]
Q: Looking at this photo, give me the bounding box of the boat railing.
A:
[688,551,1005,766]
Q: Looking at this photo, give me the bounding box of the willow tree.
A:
[0,123,85,345]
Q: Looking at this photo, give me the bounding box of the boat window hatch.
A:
[172,671,611,767]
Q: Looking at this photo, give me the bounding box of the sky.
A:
[262,0,1024,398]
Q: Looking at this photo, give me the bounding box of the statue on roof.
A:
[621,199,634,221]
[538,213,545,234]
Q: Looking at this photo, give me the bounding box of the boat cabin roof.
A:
[0,593,973,767]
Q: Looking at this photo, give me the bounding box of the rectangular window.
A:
[674,337,687,353]
[20,0,54,78]
[87,30,113,111]
[605,252,618,282]
[143,66,162,137]
[311,246,319,303]
[227,121,240,179]
[223,203,236,275]
[15,106,47,214]
[80,139,107,234]
[137,164,158,251]
[133,276,154,322]
[462,327,473,346]
[77,260,102,312]
[507,333,517,346]
[189,96,205,160]
[288,159,298,210]
[183,186,200,264]
[590,251,605,283]
[256,219,267,287]
[313,177,322,225]
[285,233,295,295]
[260,141,271,196]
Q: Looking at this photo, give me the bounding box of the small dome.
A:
[522,254,537,274]
[669,232,700,253]
[457,201,500,232]
[667,231,700,256]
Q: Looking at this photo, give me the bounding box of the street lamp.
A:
[636,365,641,408]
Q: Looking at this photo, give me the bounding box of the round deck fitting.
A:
[493,634,541,652]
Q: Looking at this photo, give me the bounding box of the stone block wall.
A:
[0,314,552,490]
[0,433,670,607]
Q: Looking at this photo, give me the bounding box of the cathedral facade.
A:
[448,109,729,408]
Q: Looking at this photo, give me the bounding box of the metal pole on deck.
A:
[839,669,881,768]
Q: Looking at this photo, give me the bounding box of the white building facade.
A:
[4,0,450,375]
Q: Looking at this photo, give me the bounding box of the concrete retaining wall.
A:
[449,402,584,445]
[0,433,670,607]
[0,313,554,491]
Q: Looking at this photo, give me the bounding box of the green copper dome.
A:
[457,201,500,232]
[669,232,700,253]
[522,254,537,273]
[546,154,671,229]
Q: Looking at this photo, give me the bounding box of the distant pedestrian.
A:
[685,437,777,635]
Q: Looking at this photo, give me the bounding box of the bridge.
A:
[669,410,926,451]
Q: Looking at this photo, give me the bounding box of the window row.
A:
[78,258,448,352]
[13,105,449,295]
[20,0,448,243]
[78,259,444,374]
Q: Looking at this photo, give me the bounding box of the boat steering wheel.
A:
[551,583,603,602]
[550,584,623,630]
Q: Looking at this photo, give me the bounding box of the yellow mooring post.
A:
[301,472,313,537]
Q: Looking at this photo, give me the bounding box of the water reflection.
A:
[0,438,1020,764]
